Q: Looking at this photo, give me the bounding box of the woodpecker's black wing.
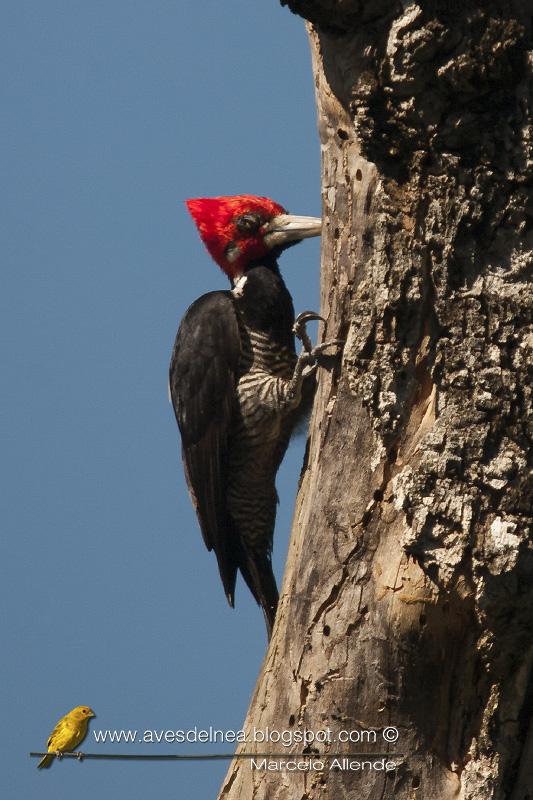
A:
[169,291,242,605]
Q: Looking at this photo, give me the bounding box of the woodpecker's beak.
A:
[263,214,322,250]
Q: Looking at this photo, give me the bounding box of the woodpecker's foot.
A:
[301,362,318,379]
[301,339,344,366]
[286,335,343,405]
[75,751,85,762]
[55,750,64,760]
[296,340,344,379]
[310,339,344,358]
[293,311,324,353]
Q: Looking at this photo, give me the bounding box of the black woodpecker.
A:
[169,194,339,638]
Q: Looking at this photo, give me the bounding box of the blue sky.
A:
[2,1,321,797]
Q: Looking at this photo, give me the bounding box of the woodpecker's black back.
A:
[171,290,241,599]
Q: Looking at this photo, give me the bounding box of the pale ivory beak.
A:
[263,214,322,249]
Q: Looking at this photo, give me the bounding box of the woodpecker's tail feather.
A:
[238,550,279,640]
[218,552,238,609]
[37,753,55,769]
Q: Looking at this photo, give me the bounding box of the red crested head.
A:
[185,195,287,280]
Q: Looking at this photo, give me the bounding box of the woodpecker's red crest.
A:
[186,195,287,280]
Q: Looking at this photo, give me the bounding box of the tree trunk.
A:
[219,2,532,798]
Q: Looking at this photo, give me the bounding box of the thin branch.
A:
[30,750,404,761]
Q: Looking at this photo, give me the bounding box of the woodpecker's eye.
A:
[235,213,262,235]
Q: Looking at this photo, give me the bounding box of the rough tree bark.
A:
[219,2,532,798]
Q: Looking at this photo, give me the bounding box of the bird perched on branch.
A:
[37,705,96,768]
[170,195,340,638]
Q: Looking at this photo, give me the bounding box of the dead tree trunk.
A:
[219,3,532,798]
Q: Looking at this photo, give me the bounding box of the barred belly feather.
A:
[227,328,297,551]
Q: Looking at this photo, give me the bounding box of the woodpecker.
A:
[170,195,339,638]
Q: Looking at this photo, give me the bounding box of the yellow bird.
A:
[38,705,96,768]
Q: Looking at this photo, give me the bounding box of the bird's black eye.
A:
[235,213,262,235]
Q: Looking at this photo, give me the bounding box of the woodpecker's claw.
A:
[55,750,63,759]
[293,310,325,352]
[75,751,85,761]
[293,310,325,328]
[300,339,344,368]
[313,339,344,354]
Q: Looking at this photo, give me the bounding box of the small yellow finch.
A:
[38,705,96,768]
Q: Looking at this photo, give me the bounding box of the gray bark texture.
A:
[219,2,532,798]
